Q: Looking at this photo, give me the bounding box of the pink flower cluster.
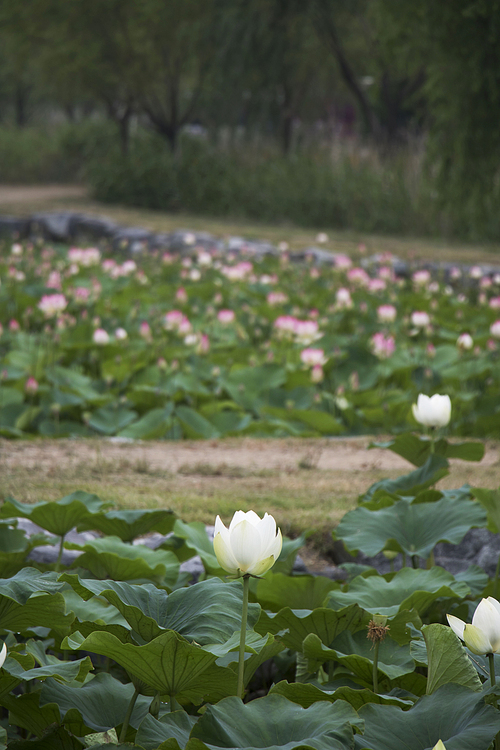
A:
[68,247,101,266]
[164,310,192,334]
[274,316,320,345]
[370,332,395,359]
[38,294,68,317]
[221,262,253,281]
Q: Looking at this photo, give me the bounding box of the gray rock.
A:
[112,227,153,254]
[30,212,79,242]
[0,216,30,239]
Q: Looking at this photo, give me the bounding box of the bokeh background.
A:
[0,0,499,241]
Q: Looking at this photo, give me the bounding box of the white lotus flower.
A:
[0,642,6,669]
[447,597,500,655]
[213,510,282,576]
[412,393,451,428]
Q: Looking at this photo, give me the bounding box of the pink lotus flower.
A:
[377,304,397,323]
[198,334,210,354]
[217,309,235,324]
[457,332,473,350]
[164,310,186,330]
[490,297,500,309]
[47,271,62,290]
[221,261,253,281]
[9,319,20,332]
[38,294,68,318]
[490,321,500,339]
[335,288,353,309]
[311,364,324,383]
[25,376,39,394]
[370,332,395,359]
[469,265,483,279]
[74,287,91,304]
[274,315,298,335]
[294,320,320,345]
[176,287,188,303]
[347,267,370,287]
[412,269,431,287]
[139,321,152,340]
[300,348,327,367]
[333,254,352,270]
[93,328,110,345]
[115,327,128,340]
[267,291,288,305]
[368,278,386,293]
[411,311,430,328]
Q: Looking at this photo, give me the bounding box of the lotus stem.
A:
[237,574,250,700]
[118,686,140,742]
[489,652,496,687]
[427,549,435,569]
[55,534,65,572]
[494,555,500,599]
[372,640,380,694]
[402,552,407,568]
[411,555,419,569]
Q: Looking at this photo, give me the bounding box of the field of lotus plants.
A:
[1,236,500,439]
[1,429,500,749]
[4,235,500,748]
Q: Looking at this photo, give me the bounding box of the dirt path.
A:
[2,436,497,474]
[0,184,87,207]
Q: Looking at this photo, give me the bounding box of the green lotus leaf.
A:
[361,455,449,503]
[269,680,413,711]
[334,496,486,559]
[423,623,482,694]
[62,629,237,702]
[88,405,138,435]
[353,683,500,750]
[303,630,415,683]
[326,567,469,617]
[175,405,221,439]
[209,631,284,688]
[40,672,153,732]
[0,569,64,604]
[255,573,341,612]
[7,724,84,749]
[77,508,176,542]
[471,486,500,533]
[135,711,196,750]
[60,575,260,644]
[0,692,63,741]
[188,694,362,750]
[118,405,174,439]
[67,536,179,586]
[371,435,484,467]
[0,492,111,537]
[256,603,368,652]
[0,591,74,636]
[3,653,92,684]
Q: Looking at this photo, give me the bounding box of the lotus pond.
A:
[2,239,500,439]
[1,434,500,748]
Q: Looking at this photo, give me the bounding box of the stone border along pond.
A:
[2,209,500,282]
[2,210,500,581]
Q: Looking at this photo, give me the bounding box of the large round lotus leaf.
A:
[66,536,179,586]
[61,575,260,644]
[190,694,362,750]
[62,629,237,703]
[77,508,176,542]
[335,496,486,559]
[40,672,152,732]
[326,568,469,617]
[354,683,500,750]
[0,492,111,537]
[256,603,368,652]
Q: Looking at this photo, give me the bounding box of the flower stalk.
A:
[237,574,250,700]
[118,687,140,742]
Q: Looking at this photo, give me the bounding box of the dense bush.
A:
[87,132,434,237]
